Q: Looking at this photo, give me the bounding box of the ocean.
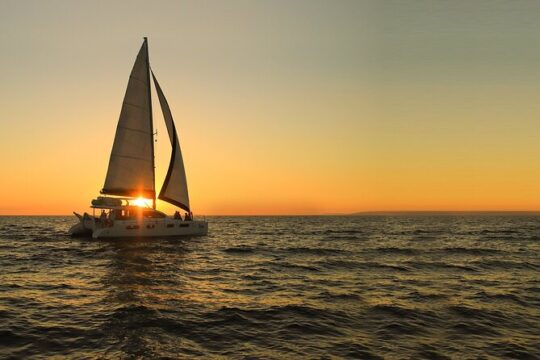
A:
[0,215,538,359]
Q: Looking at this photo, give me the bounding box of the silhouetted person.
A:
[174,211,181,220]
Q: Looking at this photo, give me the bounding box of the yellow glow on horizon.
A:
[1,2,540,215]
[131,197,151,208]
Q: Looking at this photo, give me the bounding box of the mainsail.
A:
[152,72,191,212]
[102,39,156,200]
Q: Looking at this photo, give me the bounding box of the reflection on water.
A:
[101,238,192,357]
[0,215,539,358]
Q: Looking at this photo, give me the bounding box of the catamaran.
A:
[69,38,208,238]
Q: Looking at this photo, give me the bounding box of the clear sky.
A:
[1,0,539,215]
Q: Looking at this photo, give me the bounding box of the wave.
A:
[323,229,363,235]
[329,342,383,359]
[368,304,438,321]
[440,247,502,255]
[480,229,521,235]
[276,261,321,272]
[405,261,479,272]
[376,321,426,336]
[280,247,346,256]
[223,246,255,254]
[319,259,411,272]
[487,341,538,359]
[314,291,362,301]
[447,305,509,324]
[370,247,419,255]
[450,322,501,336]
[471,291,528,306]
[413,347,452,360]
[191,304,354,339]
[0,330,30,347]
[473,260,539,271]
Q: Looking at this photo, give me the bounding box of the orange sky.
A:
[1,1,539,215]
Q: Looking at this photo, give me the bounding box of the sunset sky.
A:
[1,0,539,215]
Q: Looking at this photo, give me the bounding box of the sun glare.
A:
[132,197,150,207]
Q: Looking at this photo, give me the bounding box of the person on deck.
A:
[174,211,181,220]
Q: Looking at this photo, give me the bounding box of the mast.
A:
[144,37,157,209]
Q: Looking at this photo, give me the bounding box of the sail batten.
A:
[109,154,153,162]
[102,39,155,199]
[123,102,151,111]
[151,71,191,212]
[115,126,151,135]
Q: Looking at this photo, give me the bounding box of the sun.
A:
[131,197,150,207]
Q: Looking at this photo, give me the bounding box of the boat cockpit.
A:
[90,197,168,221]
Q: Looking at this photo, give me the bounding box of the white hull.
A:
[69,214,208,239]
[92,218,208,238]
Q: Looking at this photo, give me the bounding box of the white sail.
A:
[102,39,155,199]
[152,71,190,211]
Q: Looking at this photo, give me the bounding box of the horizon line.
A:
[1,210,540,217]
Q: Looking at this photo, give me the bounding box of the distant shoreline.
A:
[348,211,540,216]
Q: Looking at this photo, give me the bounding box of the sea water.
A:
[0,215,538,358]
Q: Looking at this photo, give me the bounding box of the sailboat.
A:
[69,38,208,238]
